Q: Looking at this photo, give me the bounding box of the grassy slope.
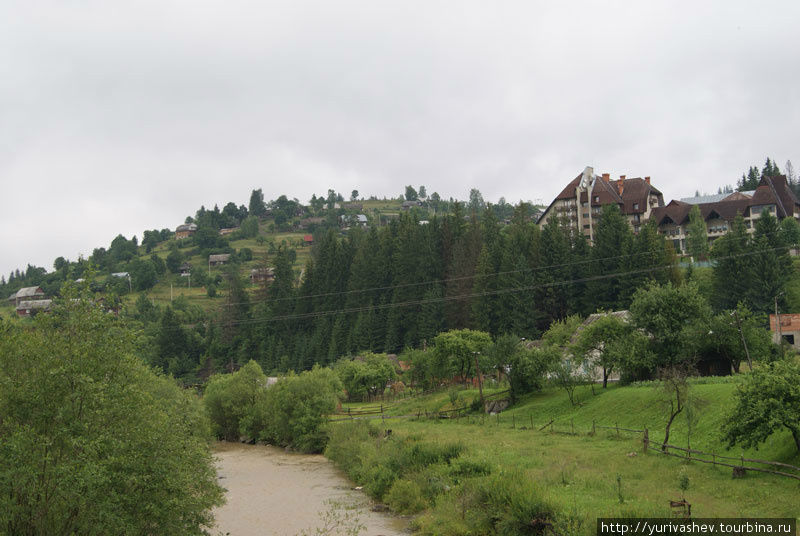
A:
[329,382,800,533]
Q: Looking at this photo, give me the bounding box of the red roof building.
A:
[538,166,664,243]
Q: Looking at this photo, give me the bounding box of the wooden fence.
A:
[330,406,800,482]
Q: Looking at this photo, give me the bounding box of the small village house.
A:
[208,254,231,267]
[175,223,197,239]
[9,287,45,307]
[250,267,274,285]
[402,200,422,210]
[219,227,239,236]
[769,313,800,349]
[298,217,324,230]
[16,299,53,317]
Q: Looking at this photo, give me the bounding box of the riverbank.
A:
[211,442,408,536]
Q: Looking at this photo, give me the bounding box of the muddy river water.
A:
[211,442,408,536]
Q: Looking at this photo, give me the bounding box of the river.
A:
[211,442,408,536]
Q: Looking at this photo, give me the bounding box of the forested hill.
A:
[3,181,797,384]
[1,184,680,380]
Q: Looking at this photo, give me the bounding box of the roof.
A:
[539,167,664,223]
[681,190,756,205]
[303,234,313,242]
[208,254,231,262]
[356,214,368,223]
[111,272,129,278]
[651,175,799,225]
[571,310,631,344]
[176,223,197,232]
[620,178,663,213]
[14,287,44,299]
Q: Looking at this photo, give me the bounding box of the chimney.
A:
[645,176,651,185]
[602,173,610,182]
[620,175,626,181]
[617,179,624,196]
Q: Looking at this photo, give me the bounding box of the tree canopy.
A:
[0,296,223,535]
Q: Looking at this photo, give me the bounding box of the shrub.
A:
[203,360,268,441]
[474,473,559,536]
[260,366,343,452]
[385,480,428,514]
[448,457,493,478]
[364,465,398,499]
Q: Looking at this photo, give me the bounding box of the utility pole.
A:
[473,351,484,406]
[731,309,752,371]
[775,292,785,357]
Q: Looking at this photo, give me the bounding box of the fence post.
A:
[512,415,515,429]
[530,415,533,429]
[616,422,620,439]
[642,428,649,453]
[592,419,596,436]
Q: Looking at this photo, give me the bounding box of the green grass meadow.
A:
[327,382,800,535]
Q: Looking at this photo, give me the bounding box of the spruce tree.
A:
[711,214,751,311]
[586,204,634,311]
[686,204,709,261]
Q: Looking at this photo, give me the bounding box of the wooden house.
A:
[175,223,197,239]
[250,267,274,284]
[208,254,231,267]
[16,299,53,317]
[10,287,45,306]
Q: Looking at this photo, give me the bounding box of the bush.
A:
[335,353,397,401]
[259,366,343,452]
[473,473,559,536]
[203,360,268,441]
[385,480,428,514]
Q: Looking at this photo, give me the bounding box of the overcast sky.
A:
[2,1,799,277]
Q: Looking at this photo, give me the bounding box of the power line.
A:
[200,243,791,329]
[217,223,790,308]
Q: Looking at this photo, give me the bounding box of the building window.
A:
[593,196,599,203]
[583,224,590,229]
[633,203,639,210]
[583,213,589,218]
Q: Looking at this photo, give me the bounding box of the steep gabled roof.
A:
[15,287,44,299]
[591,178,624,206]
[553,173,584,200]
[619,177,664,214]
[651,200,692,226]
